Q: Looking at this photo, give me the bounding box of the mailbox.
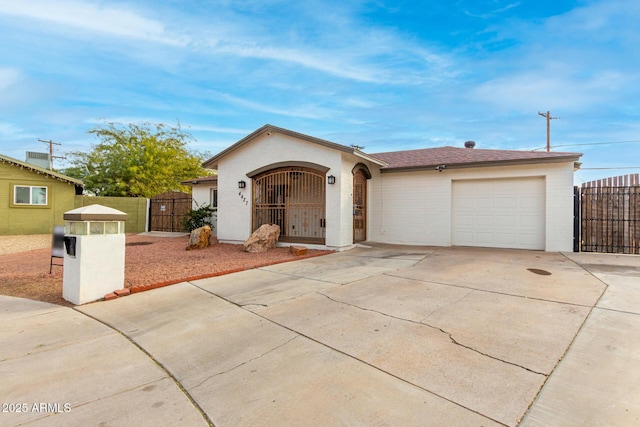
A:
[64,236,76,257]
[62,204,127,305]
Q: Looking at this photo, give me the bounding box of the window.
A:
[14,185,48,205]
[210,189,218,208]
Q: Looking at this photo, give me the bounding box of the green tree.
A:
[64,122,208,197]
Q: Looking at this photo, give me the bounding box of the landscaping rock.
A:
[244,224,280,253]
[186,225,211,251]
[290,245,308,256]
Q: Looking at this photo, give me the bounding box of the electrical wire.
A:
[534,140,640,151]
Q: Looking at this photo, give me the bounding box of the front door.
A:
[353,169,367,242]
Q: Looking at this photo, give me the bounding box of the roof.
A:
[202,125,582,173]
[202,124,387,169]
[0,153,84,186]
[372,146,582,172]
[181,175,218,186]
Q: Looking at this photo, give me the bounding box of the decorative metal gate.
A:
[149,191,192,232]
[253,167,326,243]
[578,174,640,254]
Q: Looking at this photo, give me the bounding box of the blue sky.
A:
[0,0,638,183]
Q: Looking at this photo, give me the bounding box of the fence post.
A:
[573,186,580,252]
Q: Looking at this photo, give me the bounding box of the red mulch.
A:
[0,234,332,306]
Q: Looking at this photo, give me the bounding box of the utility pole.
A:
[538,110,559,152]
[38,139,65,170]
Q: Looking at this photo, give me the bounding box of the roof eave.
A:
[380,155,583,173]
[0,154,84,186]
[353,151,388,167]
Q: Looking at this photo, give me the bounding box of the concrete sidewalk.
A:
[1,245,638,426]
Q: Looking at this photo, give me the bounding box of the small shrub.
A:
[181,204,213,232]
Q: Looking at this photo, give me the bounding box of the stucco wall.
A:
[0,162,77,235]
[216,133,373,249]
[190,184,217,234]
[367,162,576,251]
[74,196,149,234]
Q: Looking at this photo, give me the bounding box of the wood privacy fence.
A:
[149,191,192,232]
[578,174,640,254]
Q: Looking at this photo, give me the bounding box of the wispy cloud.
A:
[212,91,336,120]
[0,0,187,45]
[462,1,521,18]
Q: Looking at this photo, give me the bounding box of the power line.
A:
[580,167,640,170]
[533,140,640,151]
[553,140,640,148]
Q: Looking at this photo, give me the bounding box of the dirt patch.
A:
[0,234,332,306]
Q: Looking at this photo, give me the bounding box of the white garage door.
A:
[452,178,545,250]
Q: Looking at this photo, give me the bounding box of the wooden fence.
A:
[579,174,640,254]
[149,191,192,232]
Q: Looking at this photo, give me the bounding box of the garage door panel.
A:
[496,215,517,226]
[520,196,543,209]
[477,215,494,226]
[455,214,473,226]
[452,178,545,250]
[520,214,542,228]
[454,231,474,244]
[496,233,517,245]
[477,198,495,209]
[476,232,496,244]
[496,197,517,209]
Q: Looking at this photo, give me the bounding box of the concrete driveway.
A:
[1,245,638,426]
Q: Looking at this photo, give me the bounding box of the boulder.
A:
[186,225,211,250]
[244,224,280,253]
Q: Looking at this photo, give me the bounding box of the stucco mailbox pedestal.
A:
[62,204,127,305]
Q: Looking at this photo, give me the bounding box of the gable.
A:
[203,124,386,170]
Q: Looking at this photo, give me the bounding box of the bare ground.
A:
[0,234,332,306]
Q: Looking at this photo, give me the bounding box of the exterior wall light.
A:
[238,180,246,189]
[327,175,336,185]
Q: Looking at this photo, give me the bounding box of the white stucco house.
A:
[199,124,582,252]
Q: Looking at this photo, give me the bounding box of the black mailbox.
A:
[64,236,77,257]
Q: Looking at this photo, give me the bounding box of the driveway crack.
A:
[318,292,547,377]
[190,336,299,390]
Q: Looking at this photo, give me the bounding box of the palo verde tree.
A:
[64,122,209,197]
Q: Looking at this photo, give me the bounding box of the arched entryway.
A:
[252,166,326,244]
[353,164,371,243]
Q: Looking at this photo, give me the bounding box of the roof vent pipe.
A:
[464,141,476,149]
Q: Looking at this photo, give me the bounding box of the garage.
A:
[452,177,545,250]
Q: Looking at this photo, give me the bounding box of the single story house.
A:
[1,153,83,235]
[201,125,582,252]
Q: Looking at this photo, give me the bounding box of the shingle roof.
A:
[371,146,581,171]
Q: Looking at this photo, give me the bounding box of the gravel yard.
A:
[0,234,332,306]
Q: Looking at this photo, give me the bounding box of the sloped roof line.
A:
[202,125,582,172]
[0,153,83,186]
[202,124,387,169]
[372,145,582,171]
